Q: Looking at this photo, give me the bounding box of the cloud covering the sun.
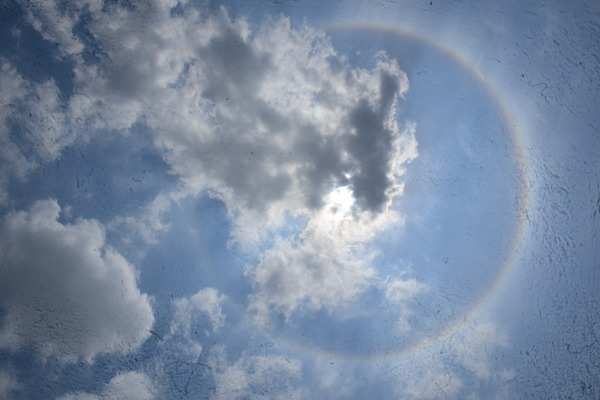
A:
[247,183,419,324]
[21,0,417,232]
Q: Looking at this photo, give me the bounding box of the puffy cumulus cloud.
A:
[0,370,17,399]
[0,200,154,361]
[58,371,155,400]
[211,352,305,400]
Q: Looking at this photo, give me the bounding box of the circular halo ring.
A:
[267,22,531,362]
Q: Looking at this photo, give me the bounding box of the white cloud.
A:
[142,288,227,366]
[171,288,226,335]
[0,199,154,362]
[108,189,184,246]
[383,276,428,333]
[446,320,508,380]
[0,61,35,205]
[15,79,70,161]
[248,230,376,324]
[384,277,428,304]
[291,318,509,400]
[24,0,101,57]
[211,352,304,400]
[247,181,422,324]
[58,371,155,400]
[387,318,510,399]
[166,288,226,356]
[0,59,78,206]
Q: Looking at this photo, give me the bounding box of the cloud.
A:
[22,0,417,241]
[0,61,65,206]
[298,319,510,400]
[108,189,182,246]
[386,318,510,399]
[247,181,420,324]
[399,364,464,400]
[0,199,154,361]
[145,20,415,234]
[0,61,31,206]
[0,57,80,207]
[384,277,428,304]
[17,1,422,329]
[163,287,226,357]
[171,288,226,335]
[446,320,509,380]
[16,1,421,320]
[248,229,376,323]
[136,286,227,390]
[383,276,428,333]
[58,371,155,400]
[19,0,423,342]
[23,0,101,57]
[211,352,304,400]
[345,56,413,212]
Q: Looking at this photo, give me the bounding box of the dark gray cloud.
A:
[347,98,395,212]
[346,69,406,212]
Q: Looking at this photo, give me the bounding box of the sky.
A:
[0,0,599,399]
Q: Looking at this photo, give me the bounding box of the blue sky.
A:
[0,0,599,399]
